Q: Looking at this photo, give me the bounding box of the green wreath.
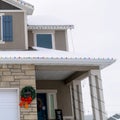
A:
[21,86,36,100]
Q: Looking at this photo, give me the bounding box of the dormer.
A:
[0,0,34,50]
[27,16,74,51]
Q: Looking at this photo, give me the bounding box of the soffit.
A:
[27,15,74,30]
[36,70,74,80]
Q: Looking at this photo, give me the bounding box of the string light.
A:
[0,56,114,61]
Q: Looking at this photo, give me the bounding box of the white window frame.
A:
[37,89,57,119]
[0,88,20,120]
[0,13,5,44]
[33,30,55,49]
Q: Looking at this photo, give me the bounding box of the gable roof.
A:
[1,0,34,15]
[0,47,115,69]
[0,0,20,10]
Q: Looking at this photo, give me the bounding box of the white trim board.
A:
[37,89,57,94]
[28,25,74,30]
[0,13,4,42]
[0,10,25,12]
[24,12,28,49]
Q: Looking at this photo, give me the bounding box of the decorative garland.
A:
[19,86,36,109]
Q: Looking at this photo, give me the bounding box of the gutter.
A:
[0,57,116,69]
[28,25,74,30]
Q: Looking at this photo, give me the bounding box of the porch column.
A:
[70,80,84,120]
[89,70,107,120]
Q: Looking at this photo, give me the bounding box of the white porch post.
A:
[89,70,107,120]
[70,80,84,120]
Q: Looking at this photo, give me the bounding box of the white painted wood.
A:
[0,10,24,13]
[65,29,69,51]
[0,41,5,44]
[69,85,74,118]
[0,13,4,42]
[37,89,57,93]
[28,25,74,30]
[63,116,74,120]
[24,12,28,49]
[72,80,84,120]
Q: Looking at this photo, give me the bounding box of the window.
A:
[0,14,13,42]
[34,32,55,49]
[47,93,57,119]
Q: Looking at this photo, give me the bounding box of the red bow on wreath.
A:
[19,97,32,109]
[19,86,35,109]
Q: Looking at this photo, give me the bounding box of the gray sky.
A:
[25,0,120,117]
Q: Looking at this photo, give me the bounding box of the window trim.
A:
[0,13,5,44]
[37,89,57,119]
[33,31,55,49]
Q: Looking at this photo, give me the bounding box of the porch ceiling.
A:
[36,70,74,80]
[35,65,88,81]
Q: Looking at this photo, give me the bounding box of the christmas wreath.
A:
[19,86,36,109]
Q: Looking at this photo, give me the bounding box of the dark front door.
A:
[37,93,48,120]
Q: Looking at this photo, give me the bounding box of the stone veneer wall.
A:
[0,64,37,120]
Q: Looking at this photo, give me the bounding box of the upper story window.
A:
[0,14,13,43]
[34,31,55,49]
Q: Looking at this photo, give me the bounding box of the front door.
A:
[37,93,48,120]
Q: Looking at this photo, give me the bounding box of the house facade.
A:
[0,0,115,120]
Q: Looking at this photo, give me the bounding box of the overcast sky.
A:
[25,0,120,117]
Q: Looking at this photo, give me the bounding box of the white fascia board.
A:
[0,58,116,69]
[28,25,74,30]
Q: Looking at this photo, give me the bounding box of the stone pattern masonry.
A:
[0,64,37,120]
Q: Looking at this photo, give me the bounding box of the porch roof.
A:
[27,16,74,30]
[0,47,115,69]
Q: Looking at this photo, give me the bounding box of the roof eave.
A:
[28,25,74,30]
[0,58,116,70]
